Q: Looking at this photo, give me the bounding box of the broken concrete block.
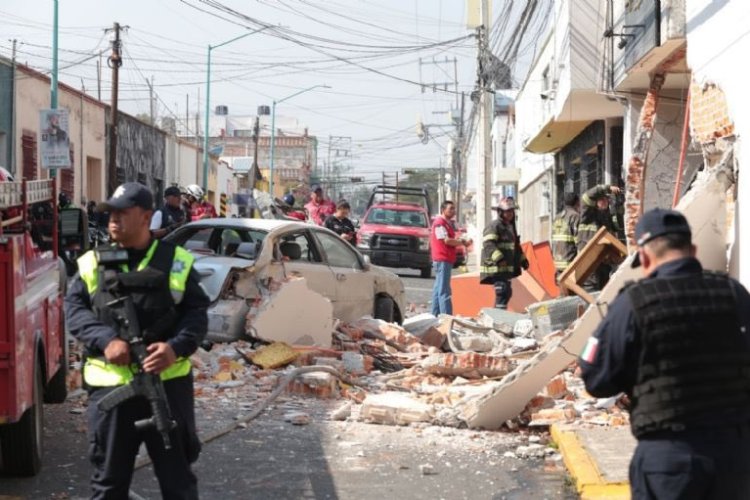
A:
[284,411,311,425]
[450,333,495,353]
[419,352,510,379]
[479,308,523,335]
[542,375,568,399]
[402,313,439,334]
[360,392,434,425]
[351,318,423,347]
[330,401,352,421]
[513,319,535,338]
[529,408,577,426]
[509,337,538,354]
[419,463,437,476]
[247,278,334,347]
[287,371,340,399]
[250,342,299,369]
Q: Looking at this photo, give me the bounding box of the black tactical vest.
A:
[627,272,750,437]
[92,242,180,348]
[160,204,186,229]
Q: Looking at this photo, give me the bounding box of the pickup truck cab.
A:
[356,185,433,278]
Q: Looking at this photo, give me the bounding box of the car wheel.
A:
[374,296,395,323]
[0,360,44,476]
[419,266,431,279]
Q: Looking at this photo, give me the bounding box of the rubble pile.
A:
[183,299,629,438]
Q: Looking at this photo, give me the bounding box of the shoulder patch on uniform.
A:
[171,260,185,274]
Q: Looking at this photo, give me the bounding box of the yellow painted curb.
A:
[551,424,630,500]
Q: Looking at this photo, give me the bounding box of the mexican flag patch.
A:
[581,337,599,363]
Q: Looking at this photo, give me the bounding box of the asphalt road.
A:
[0,268,576,500]
[0,397,575,500]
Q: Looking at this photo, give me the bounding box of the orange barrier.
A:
[521,241,560,298]
[450,271,551,317]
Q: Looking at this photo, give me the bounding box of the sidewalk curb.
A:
[550,424,630,500]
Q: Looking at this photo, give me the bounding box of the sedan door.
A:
[276,229,339,306]
[312,229,375,322]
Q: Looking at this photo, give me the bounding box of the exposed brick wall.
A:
[690,81,735,144]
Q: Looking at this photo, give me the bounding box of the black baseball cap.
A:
[164,186,181,197]
[631,208,692,267]
[311,184,323,193]
[97,182,154,212]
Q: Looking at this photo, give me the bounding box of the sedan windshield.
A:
[364,208,427,228]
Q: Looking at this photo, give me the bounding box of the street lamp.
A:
[203,27,270,191]
[269,84,330,197]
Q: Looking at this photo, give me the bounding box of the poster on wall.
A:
[40,108,71,169]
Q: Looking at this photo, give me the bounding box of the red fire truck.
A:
[0,179,69,476]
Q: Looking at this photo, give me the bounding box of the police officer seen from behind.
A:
[579,208,750,499]
[480,197,529,309]
[65,182,209,499]
[150,186,187,239]
[577,184,621,291]
[323,201,357,244]
[551,193,580,279]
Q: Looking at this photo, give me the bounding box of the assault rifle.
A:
[95,250,176,449]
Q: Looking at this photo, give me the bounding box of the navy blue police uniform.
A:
[579,209,750,500]
[64,183,209,500]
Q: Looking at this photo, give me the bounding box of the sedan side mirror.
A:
[351,217,360,228]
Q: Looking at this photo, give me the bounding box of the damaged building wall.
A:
[685,0,748,283]
[111,111,166,195]
[623,92,700,213]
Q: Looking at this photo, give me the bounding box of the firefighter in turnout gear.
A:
[551,193,580,278]
[579,208,750,499]
[577,184,621,290]
[64,182,209,499]
[480,197,529,309]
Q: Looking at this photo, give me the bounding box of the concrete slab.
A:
[248,278,334,347]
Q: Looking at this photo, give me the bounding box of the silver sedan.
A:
[165,218,406,342]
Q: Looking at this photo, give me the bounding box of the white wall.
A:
[686,0,750,284]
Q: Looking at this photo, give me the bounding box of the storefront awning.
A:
[524,119,592,154]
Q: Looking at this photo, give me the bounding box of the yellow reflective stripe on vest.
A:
[78,250,100,295]
[490,250,502,262]
[551,234,575,243]
[578,224,599,233]
[483,234,498,242]
[496,242,515,250]
[480,264,513,274]
[554,260,570,270]
[169,247,194,305]
[83,357,192,387]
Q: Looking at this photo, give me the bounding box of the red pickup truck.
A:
[356,186,433,278]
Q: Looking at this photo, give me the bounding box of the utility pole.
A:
[185,94,189,137]
[251,116,260,190]
[50,0,58,180]
[455,91,466,221]
[96,54,102,101]
[10,39,16,177]
[107,22,123,196]
[476,0,493,266]
[145,76,154,125]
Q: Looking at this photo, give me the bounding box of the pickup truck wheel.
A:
[374,296,395,323]
[0,361,44,476]
[419,266,432,279]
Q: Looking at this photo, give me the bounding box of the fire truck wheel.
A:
[374,296,395,323]
[44,348,68,404]
[0,361,44,476]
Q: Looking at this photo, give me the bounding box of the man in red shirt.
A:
[430,201,471,315]
[184,184,217,221]
[304,185,336,225]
